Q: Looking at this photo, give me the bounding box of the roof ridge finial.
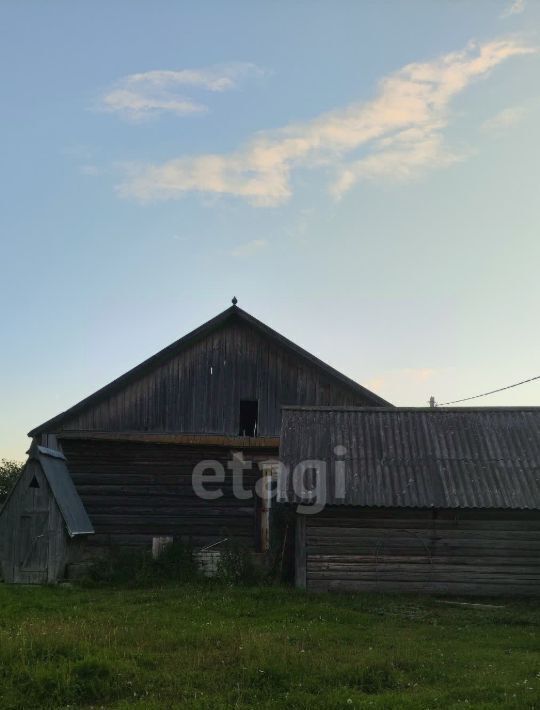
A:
[231,296,238,306]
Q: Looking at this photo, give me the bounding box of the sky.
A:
[1,0,540,460]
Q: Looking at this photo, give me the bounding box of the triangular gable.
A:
[29,304,391,436]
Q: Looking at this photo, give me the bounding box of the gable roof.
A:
[1,445,94,536]
[280,406,540,510]
[29,304,391,436]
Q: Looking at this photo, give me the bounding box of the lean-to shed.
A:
[281,406,540,596]
[0,444,94,584]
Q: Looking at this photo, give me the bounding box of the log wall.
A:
[61,438,277,551]
[303,507,540,596]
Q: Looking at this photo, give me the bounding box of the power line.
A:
[436,374,540,406]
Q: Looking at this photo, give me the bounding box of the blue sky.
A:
[1,1,539,459]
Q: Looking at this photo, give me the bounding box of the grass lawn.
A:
[0,583,539,709]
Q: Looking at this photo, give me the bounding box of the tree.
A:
[0,459,24,503]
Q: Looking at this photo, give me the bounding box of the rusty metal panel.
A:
[280,407,540,510]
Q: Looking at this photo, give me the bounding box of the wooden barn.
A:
[0,444,94,583]
[281,406,540,596]
[1,302,387,582]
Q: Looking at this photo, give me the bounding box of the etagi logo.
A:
[192,446,347,513]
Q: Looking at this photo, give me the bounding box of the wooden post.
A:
[295,514,307,589]
[259,463,276,553]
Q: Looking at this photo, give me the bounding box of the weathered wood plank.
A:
[295,515,307,589]
[308,579,540,596]
[308,526,540,541]
[308,554,540,566]
[300,506,540,596]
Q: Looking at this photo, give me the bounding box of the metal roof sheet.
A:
[280,407,540,510]
[36,445,94,536]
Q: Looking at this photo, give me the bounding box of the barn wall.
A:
[57,321,368,437]
[61,438,278,550]
[302,507,540,596]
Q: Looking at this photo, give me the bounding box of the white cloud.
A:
[481,105,526,132]
[102,90,205,119]
[99,63,264,121]
[230,238,268,257]
[117,38,535,205]
[500,0,526,18]
[330,128,464,197]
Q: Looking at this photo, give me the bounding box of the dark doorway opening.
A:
[239,400,258,436]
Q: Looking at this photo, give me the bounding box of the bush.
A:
[216,540,264,586]
[85,540,199,586]
[84,538,273,589]
[0,459,23,503]
[153,539,199,581]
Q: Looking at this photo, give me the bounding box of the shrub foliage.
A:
[85,540,200,586]
[0,459,23,503]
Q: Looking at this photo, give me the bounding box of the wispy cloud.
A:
[366,367,453,405]
[230,238,268,257]
[500,0,526,18]
[481,105,526,132]
[117,38,535,205]
[99,63,264,121]
[367,368,439,392]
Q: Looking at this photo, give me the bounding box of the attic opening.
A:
[29,475,40,489]
[239,400,258,437]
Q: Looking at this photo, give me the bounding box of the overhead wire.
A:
[436,374,540,406]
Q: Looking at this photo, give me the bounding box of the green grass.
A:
[0,583,539,709]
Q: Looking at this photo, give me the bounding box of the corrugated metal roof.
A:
[280,407,540,510]
[36,446,94,536]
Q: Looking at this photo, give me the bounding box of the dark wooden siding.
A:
[58,321,369,436]
[303,507,540,596]
[61,438,277,550]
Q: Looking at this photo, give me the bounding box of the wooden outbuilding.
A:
[2,302,387,581]
[281,406,540,596]
[0,444,94,584]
